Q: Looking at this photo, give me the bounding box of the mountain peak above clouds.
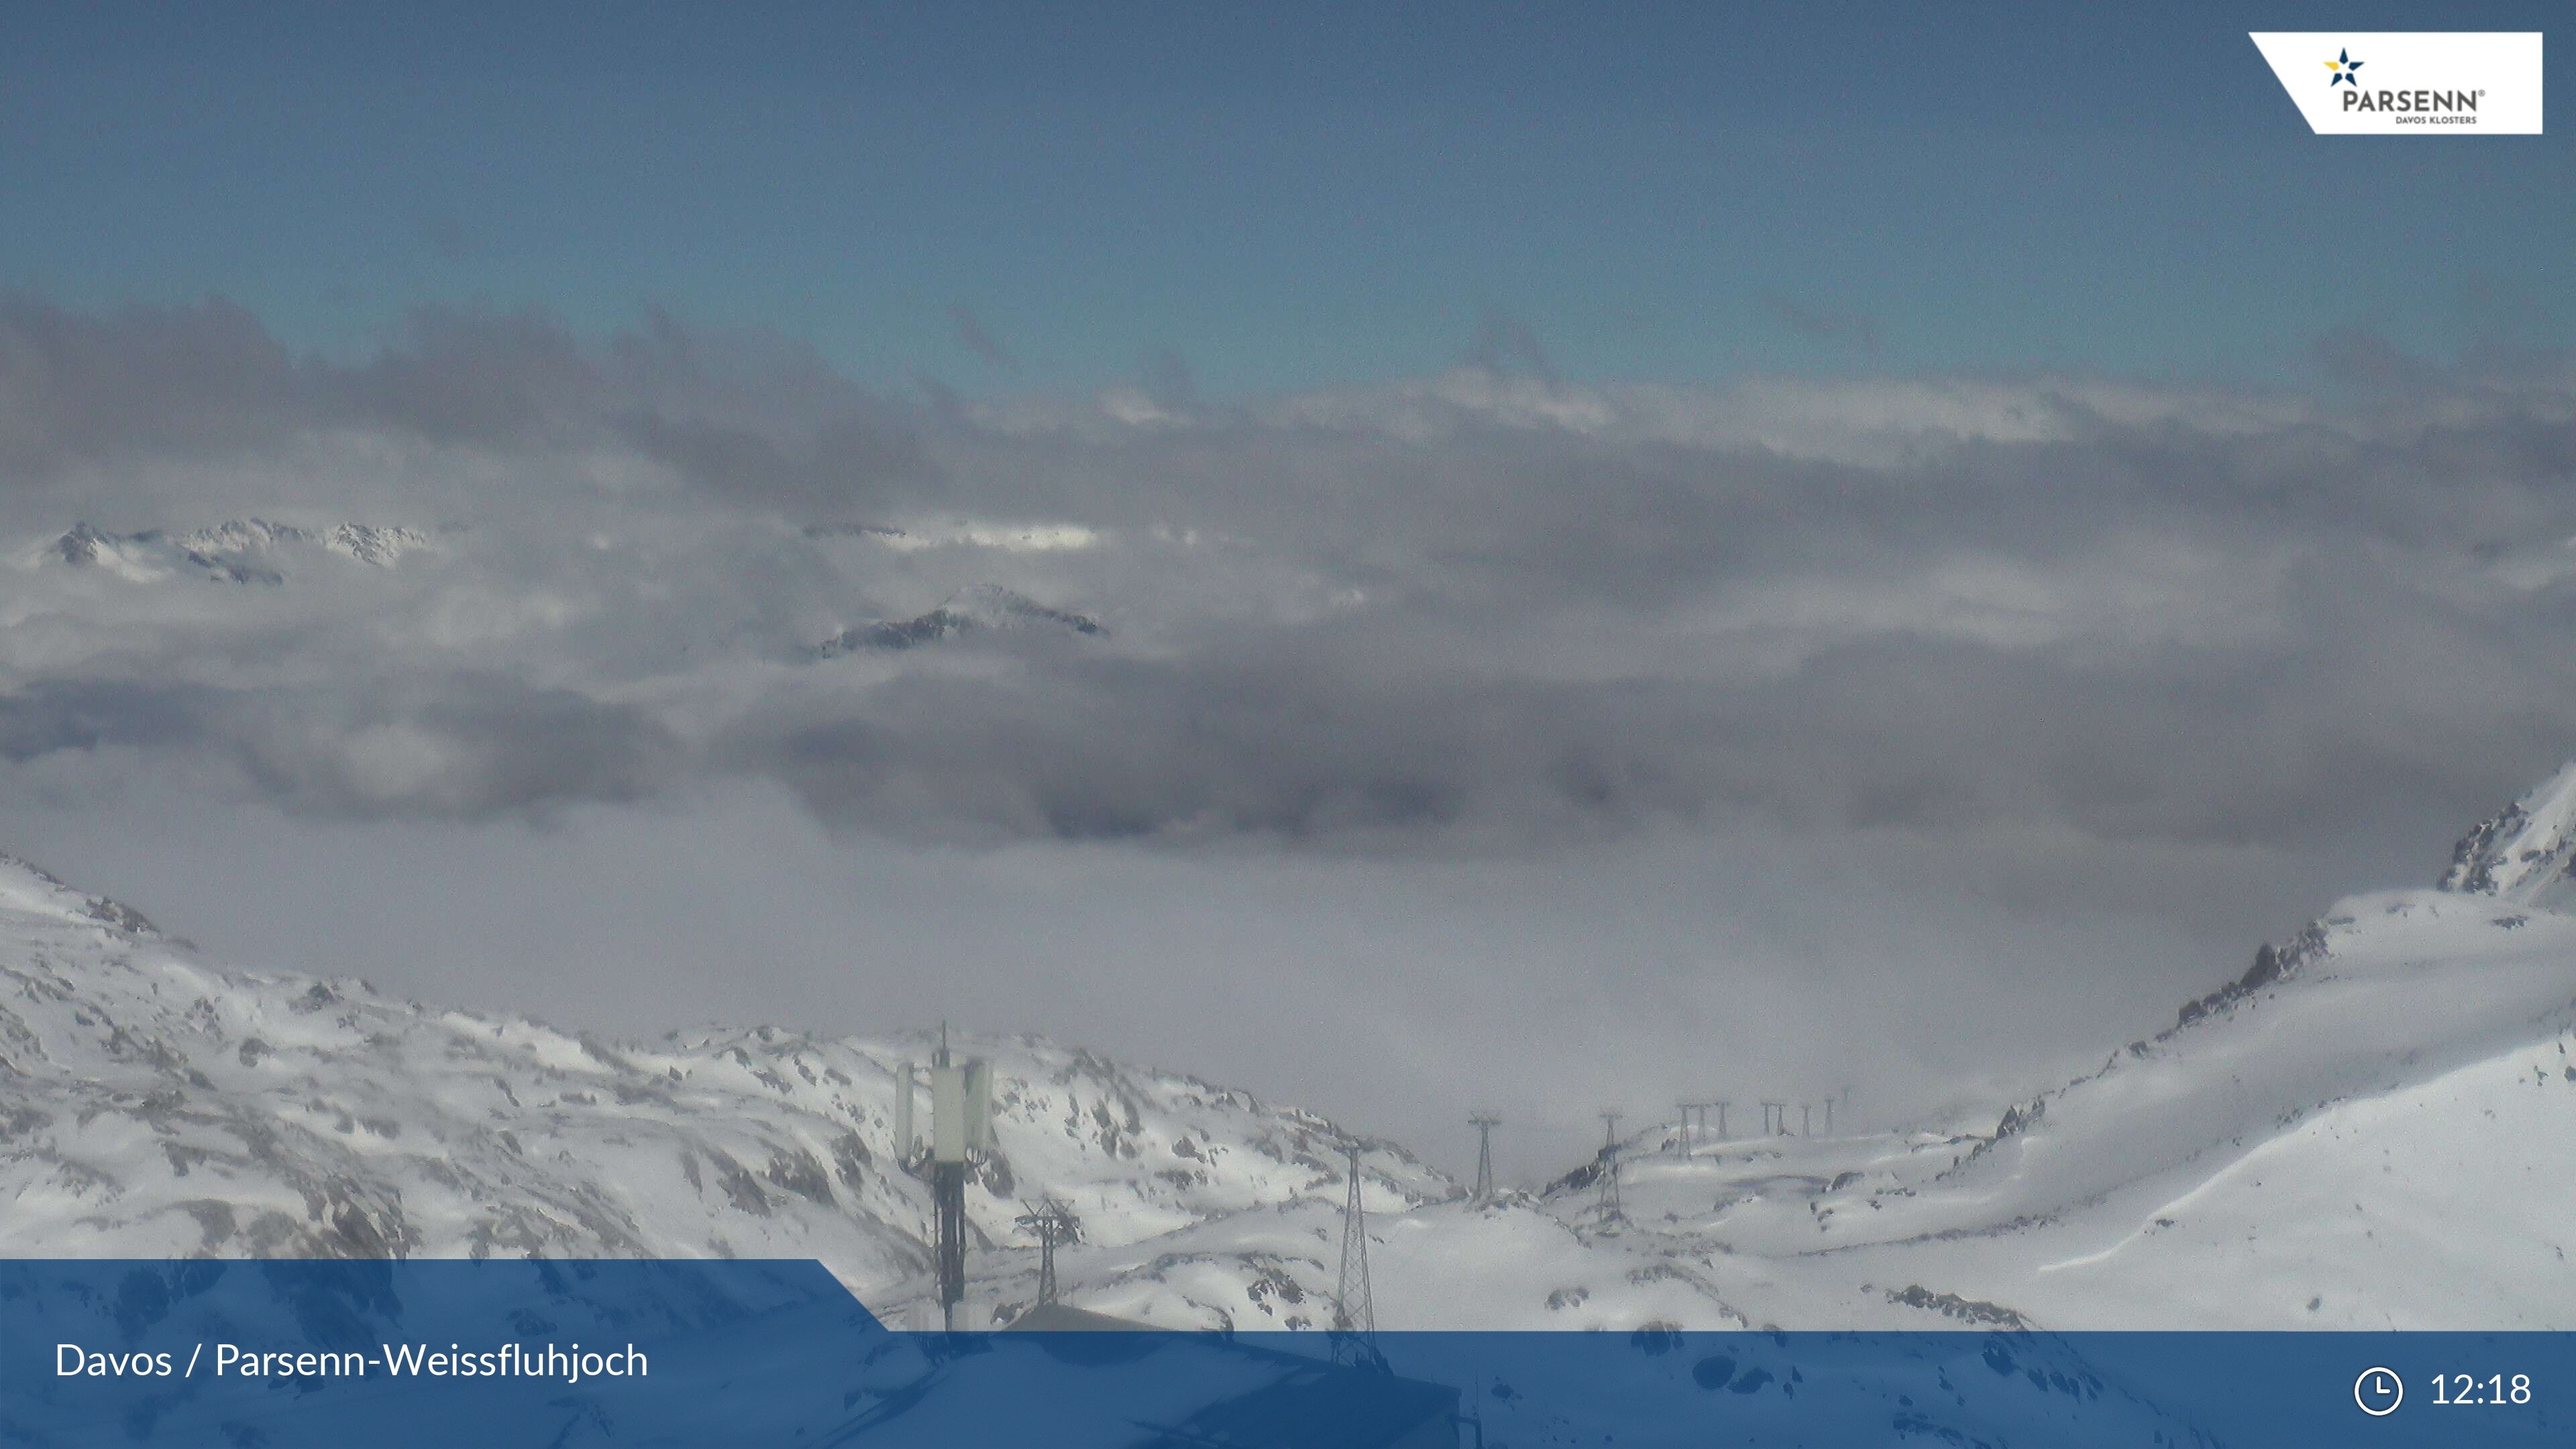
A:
[813,584,1105,657]
[45,519,434,584]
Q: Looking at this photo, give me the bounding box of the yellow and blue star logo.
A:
[2324,48,2364,86]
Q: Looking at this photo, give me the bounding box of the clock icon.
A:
[2355,1366,2404,1417]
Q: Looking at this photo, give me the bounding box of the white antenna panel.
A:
[963,1059,994,1153]
[932,1063,967,1163]
[893,1060,916,1157]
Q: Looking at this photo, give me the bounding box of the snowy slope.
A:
[1847,893,2575,1243]
[1002,1195,1751,1334]
[1767,887,2576,1328]
[0,853,1444,1311]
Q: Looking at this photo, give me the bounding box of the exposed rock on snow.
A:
[812,584,1105,657]
[2441,759,2576,906]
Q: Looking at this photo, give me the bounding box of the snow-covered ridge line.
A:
[42,519,435,583]
[0,849,164,937]
[1948,918,2339,1187]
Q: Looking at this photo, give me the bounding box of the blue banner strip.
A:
[5,1261,2569,1446]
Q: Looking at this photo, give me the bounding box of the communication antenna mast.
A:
[1332,1140,1379,1365]
[898,1023,995,1332]
[1468,1114,1501,1206]
[1595,1110,1625,1226]
[1014,1197,1080,1307]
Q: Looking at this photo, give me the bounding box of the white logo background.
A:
[2249,32,2542,135]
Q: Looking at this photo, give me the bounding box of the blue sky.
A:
[3,2,2566,393]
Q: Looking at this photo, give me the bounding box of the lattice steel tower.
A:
[1332,1140,1378,1362]
[1014,1197,1079,1307]
[1468,1113,1501,1205]
[1595,1110,1625,1226]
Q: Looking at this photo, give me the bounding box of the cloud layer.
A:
[8,297,2573,861]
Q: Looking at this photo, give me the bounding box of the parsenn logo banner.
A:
[2249,33,2542,134]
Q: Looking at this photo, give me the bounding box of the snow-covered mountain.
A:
[43,519,434,583]
[1739,883,2576,1329]
[0,853,1441,1322]
[813,583,1105,657]
[1039,767,2576,1331]
[5,761,2575,1334]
